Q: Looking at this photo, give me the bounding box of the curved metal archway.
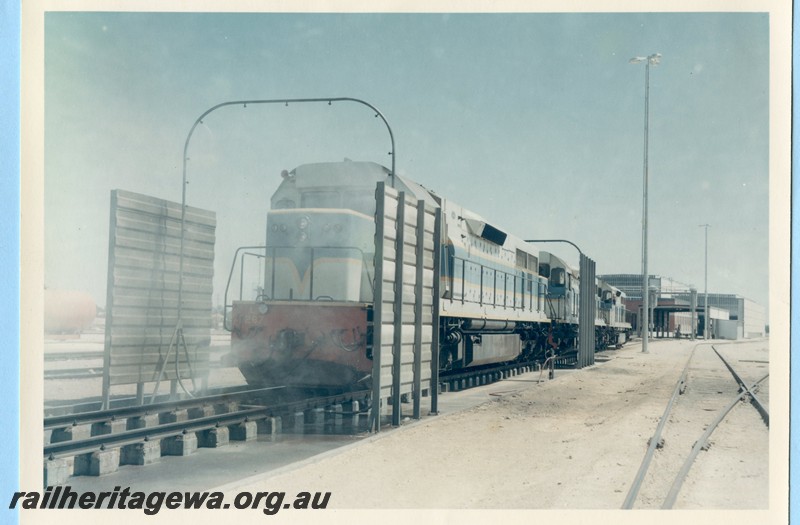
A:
[153,97,395,402]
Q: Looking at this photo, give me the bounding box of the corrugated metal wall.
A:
[578,254,596,369]
[102,190,216,403]
[371,182,440,430]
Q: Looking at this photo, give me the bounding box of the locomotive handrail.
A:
[224,244,373,331]
[524,238,583,257]
[240,250,267,301]
[223,245,267,331]
[179,97,395,345]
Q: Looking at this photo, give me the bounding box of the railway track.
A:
[44,386,372,486]
[43,338,627,489]
[439,358,554,391]
[621,341,769,509]
[43,352,581,486]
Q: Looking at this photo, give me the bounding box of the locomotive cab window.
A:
[539,263,551,278]
[551,268,565,286]
[301,191,340,208]
[274,198,296,209]
[343,192,377,215]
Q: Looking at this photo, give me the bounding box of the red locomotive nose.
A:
[231,301,372,390]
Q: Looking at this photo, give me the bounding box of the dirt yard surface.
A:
[222,338,772,512]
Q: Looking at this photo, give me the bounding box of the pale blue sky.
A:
[44,12,770,311]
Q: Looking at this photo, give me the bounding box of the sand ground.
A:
[221,337,770,510]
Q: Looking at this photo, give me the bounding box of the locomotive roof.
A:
[293,160,389,188]
[540,251,578,275]
[292,160,439,208]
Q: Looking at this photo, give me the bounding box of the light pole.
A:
[630,53,661,353]
[700,224,711,338]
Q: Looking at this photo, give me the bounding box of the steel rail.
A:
[44,351,105,362]
[712,346,770,427]
[439,358,546,385]
[621,343,700,509]
[44,368,103,380]
[45,389,369,459]
[45,406,270,459]
[661,373,769,509]
[44,387,285,430]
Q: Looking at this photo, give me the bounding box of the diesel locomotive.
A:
[225,160,630,390]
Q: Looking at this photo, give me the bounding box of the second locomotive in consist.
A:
[226,160,630,390]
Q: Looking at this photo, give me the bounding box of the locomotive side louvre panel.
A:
[445,254,544,316]
[442,205,543,317]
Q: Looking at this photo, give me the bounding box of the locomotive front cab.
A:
[227,161,389,390]
[539,251,579,323]
[548,267,568,297]
[594,279,630,349]
[264,207,375,303]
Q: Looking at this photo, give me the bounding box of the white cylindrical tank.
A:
[44,289,97,334]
